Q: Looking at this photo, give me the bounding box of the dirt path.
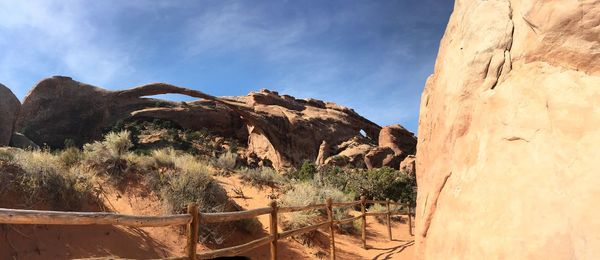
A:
[215,174,415,260]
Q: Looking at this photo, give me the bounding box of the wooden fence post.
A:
[360,196,367,249]
[407,204,413,236]
[386,199,392,241]
[326,198,336,260]
[269,200,278,260]
[186,203,199,260]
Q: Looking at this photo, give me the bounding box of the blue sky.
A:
[0,0,453,132]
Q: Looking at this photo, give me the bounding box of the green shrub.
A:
[346,167,416,205]
[184,130,205,142]
[239,167,285,187]
[315,165,347,189]
[291,160,317,181]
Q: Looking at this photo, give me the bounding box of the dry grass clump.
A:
[164,158,262,243]
[239,167,286,187]
[0,148,15,161]
[159,155,215,213]
[83,131,133,181]
[368,202,406,224]
[0,148,96,210]
[213,151,237,170]
[79,132,225,215]
[140,148,261,242]
[84,131,133,162]
[151,148,178,168]
[279,181,356,244]
[59,147,83,168]
[367,203,389,224]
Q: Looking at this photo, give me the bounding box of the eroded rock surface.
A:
[17,77,416,170]
[223,89,383,169]
[0,84,20,146]
[379,124,416,158]
[416,0,600,259]
[17,76,245,149]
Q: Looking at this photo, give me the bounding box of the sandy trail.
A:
[215,174,415,260]
[0,175,413,259]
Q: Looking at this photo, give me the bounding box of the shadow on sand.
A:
[0,224,175,259]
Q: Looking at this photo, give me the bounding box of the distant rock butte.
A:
[15,76,417,170]
[416,0,599,259]
[0,83,20,146]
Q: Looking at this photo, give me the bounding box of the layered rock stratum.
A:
[15,76,416,170]
[416,0,600,259]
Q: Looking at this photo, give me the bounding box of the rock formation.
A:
[220,89,383,169]
[379,124,417,158]
[364,147,398,170]
[399,155,415,176]
[10,132,40,150]
[17,76,416,170]
[0,84,20,146]
[16,76,246,149]
[416,0,600,259]
[315,140,330,166]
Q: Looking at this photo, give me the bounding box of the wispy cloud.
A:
[183,2,313,62]
[0,0,452,132]
[0,0,132,97]
[180,1,447,130]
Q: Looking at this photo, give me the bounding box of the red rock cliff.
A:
[416,0,600,258]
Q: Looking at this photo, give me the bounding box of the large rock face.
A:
[416,0,600,259]
[18,77,416,170]
[0,84,20,146]
[17,76,246,148]
[222,89,383,169]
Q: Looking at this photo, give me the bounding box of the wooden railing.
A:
[0,196,413,260]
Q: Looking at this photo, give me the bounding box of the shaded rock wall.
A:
[0,84,20,146]
[16,77,245,148]
[416,0,600,259]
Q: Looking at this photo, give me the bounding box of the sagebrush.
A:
[239,167,285,187]
[0,148,96,210]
